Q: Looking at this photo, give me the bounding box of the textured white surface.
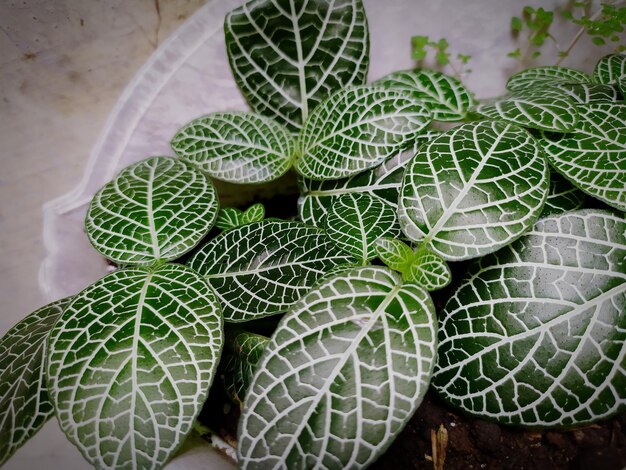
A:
[0,0,615,468]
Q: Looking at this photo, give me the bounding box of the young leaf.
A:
[374,237,414,274]
[399,121,548,261]
[594,53,626,85]
[221,331,269,408]
[506,66,591,92]
[171,112,295,184]
[224,0,369,131]
[237,266,437,468]
[406,249,451,291]
[374,69,474,121]
[86,157,219,266]
[47,264,223,470]
[215,207,244,231]
[432,210,626,427]
[298,135,437,227]
[324,193,401,264]
[241,203,265,224]
[540,103,626,211]
[474,92,579,132]
[188,220,353,322]
[294,86,431,180]
[541,171,586,217]
[0,298,71,466]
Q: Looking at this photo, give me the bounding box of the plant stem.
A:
[555,4,607,65]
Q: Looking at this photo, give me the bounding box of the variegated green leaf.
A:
[86,157,218,266]
[325,193,400,264]
[0,298,71,467]
[224,0,369,132]
[433,210,626,428]
[188,220,353,322]
[594,53,626,85]
[540,103,626,211]
[295,86,431,180]
[47,264,223,470]
[541,171,586,217]
[506,66,591,92]
[475,93,579,131]
[399,121,548,261]
[374,237,414,274]
[241,203,265,224]
[375,69,474,121]
[238,266,437,468]
[407,249,451,291]
[171,112,294,184]
[539,82,621,104]
[215,207,244,231]
[221,331,269,408]
[298,136,436,227]
[215,204,266,232]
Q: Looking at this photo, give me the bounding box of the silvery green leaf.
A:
[171,112,294,184]
[298,136,436,227]
[541,82,621,104]
[0,298,71,466]
[86,157,218,266]
[295,86,431,180]
[222,331,269,408]
[224,0,369,131]
[540,103,626,211]
[374,69,474,121]
[374,237,414,275]
[541,171,586,217]
[325,193,401,263]
[241,203,265,224]
[594,53,626,85]
[188,220,353,322]
[506,66,591,92]
[474,93,579,132]
[399,121,548,261]
[407,249,451,291]
[432,210,626,428]
[47,264,223,470]
[216,207,244,231]
[237,266,437,468]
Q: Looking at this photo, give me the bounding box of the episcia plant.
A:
[1,0,625,468]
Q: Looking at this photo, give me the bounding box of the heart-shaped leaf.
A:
[375,237,414,274]
[47,264,223,470]
[432,210,626,427]
[86,157,219,266]
[407,249,451,291]
[325,193,401,264]
[540,103,626,211]
[375,69,474,121]
[171,113,294,184]
[215,203,265,231]
[506,66,591,92]
[474,93,579,131]
[541,171,586,217]
[237,266,437,468]
[399,121,548,261]
[188,220,353,322]
[594,53,626,85]
[224,0,369,131]
[221,331,269,408]
[298,136,437,227]
[295,86,431,180]
[0,298,71,466]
